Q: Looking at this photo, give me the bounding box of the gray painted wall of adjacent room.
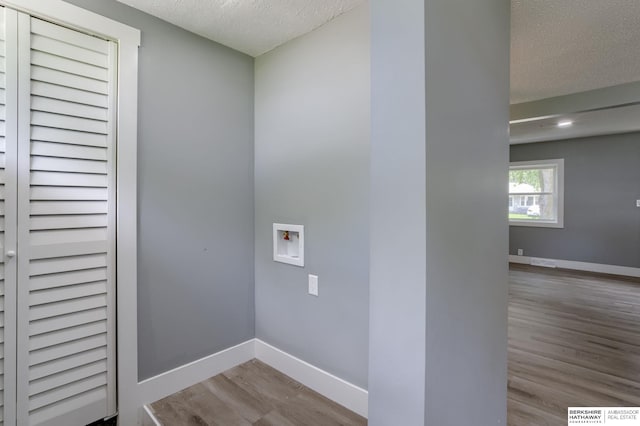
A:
[254,6,370,388]
[369,0,509,424]
[510,132,640,268]
[65,0,256,380]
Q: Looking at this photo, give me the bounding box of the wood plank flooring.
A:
[149,265,640,426]
[508,264,640,426]
[149,359,367,426]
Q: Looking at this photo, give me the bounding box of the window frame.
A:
[509,158,564,228]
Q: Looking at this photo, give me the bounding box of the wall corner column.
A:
[369,0,510,424]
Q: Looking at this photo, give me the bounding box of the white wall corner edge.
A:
[140,405,161,426]
[134,338,369,423]
[508,255,640,278]
[254,339,369,418]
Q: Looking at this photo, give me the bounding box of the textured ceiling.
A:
[118,0,640,103]
[115,0,364,57]
[511,0,640,104]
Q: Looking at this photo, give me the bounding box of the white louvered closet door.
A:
[13,13,117,426]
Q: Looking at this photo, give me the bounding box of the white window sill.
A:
[509,220,564,229]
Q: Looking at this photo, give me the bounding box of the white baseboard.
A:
[254,339,368,418]
[138,339,369,426]
[509,255,640,278]
[137,339,255,407]
[135,338,368,423]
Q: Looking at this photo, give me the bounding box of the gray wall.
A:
[254,6,370,388]
[510,132,640,268]
[369,0,427,422]
[65,0,255,380]
[369,0,509,424]
[423,0,509,422]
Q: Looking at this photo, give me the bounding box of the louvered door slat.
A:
[30,268,107,291]
[31,155,108,174]
[29,334,107,367]
[30,239,108,261]
[30,200,108,215]
[31,171,108,188]
[29,386,106,426]
[31,141,108,161]
[31,67,108,95]
[16,15,116,426]
[29,294,108,322]
[31,81,108,109]
[30,19,108,55]
[31,51,108,82]
[30,35,107,68]
[28,372,106,411]
[31,97,108,122]
[31,112,108,135]
[31,227,107,246]
[29,281,107,306]
[30,214,108,230]
[31,126,107,147]
[29,321,107,352]
[29,359,107,396]
[29,308,106,338]
[30,253,107,276]
[31,186,108,201]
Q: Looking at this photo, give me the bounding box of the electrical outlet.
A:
[517,249,524,256]
[308,274,318,296]
[636,200,640,208]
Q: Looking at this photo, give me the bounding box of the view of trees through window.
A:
[509,167,556,221]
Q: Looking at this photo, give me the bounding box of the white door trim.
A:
[0,0,140,44]
[2,7,19,425]
[0,1,141,424]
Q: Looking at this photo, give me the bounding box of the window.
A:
[509,159,564,228]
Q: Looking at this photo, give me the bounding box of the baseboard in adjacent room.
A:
[509,255,640,278]
[254,339,369,418]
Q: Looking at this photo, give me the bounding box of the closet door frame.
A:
[4,7,19,425]
[0,1,140,424]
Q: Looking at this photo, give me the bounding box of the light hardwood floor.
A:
[508,264,640,425]
[149,359,367,426]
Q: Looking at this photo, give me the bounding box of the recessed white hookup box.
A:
[273,223,304,267]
